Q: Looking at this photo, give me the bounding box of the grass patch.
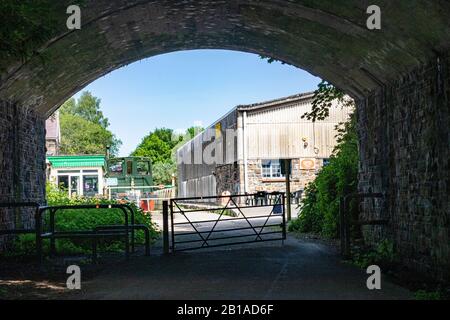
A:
[414,290,442,300]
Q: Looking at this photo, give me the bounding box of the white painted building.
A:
[47,155,106,197]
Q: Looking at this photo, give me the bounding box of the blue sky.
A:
[74,49,321,155]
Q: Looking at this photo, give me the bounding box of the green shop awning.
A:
[47,155,106,168]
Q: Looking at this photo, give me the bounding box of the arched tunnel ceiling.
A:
[1,0,450,116]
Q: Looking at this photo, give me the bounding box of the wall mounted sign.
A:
[106,178,118,186]
[300,158,316,170]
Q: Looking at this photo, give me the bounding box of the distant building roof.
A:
[177,91,317,149]
[208,91,316,130]
[236,91,315,112]
[47,155,105,168]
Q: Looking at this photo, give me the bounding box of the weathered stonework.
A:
[358,54,450,281]
[246,159,322,194]
[215,163,241,196]
[2,1,450,113]
[0,101,46,251]
[214,159,323,196]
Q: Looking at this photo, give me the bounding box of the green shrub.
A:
[288,183,323,234]
[8,233,45,256]
[352,240,395,269]
[290,114,359,238]
[7,184,159,257]
[414,290,442,300]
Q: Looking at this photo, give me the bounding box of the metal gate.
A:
[167,193,286,252]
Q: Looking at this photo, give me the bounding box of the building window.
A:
[56,169,101,197]
[58,175,69,190]
[136,161,150,175]
[108,160,124,175]
[58,175,80,197]
[83,175,99,197]
[70,176,80,197]
[126,160,133,175]
[261,160,284,178]
[323,158,331,166]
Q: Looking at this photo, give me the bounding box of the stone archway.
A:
[0,0,448,281]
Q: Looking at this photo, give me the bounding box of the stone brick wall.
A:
[246,159,322,194]
[214,159,324,196]
[215,163,241,196]
[358,54,450,281]
[0,100,46,251]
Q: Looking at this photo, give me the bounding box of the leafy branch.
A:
[302,80,353,122]
[259,56,353,122]
[259,55,287,65]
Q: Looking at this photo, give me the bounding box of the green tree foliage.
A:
[259,55,287,65]
[60,114,116,155]
[187,126,204,139]
[132,128,180,164]
[172,126,205,155]
[132,127,204,185]
[152,162,177,185]
[132,128,180,185]
[60,92,110,128]
[289,84,358,238]
[302,80,353,122]
[59,92,121,155]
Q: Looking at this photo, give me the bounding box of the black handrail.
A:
[35,204,130,263]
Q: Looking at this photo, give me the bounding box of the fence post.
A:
[339,197,345,257]
[281,194,287,243]
[35,209,43,265]
[340,197,351,259]
[284,159,292,221]
[162,200,170,254]
[49,208,56,257]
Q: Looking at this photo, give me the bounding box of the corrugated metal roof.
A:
[236,92,315,112]
[176,92,316,153]
[47,155,105,168]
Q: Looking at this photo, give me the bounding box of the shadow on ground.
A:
[65,235,411,300]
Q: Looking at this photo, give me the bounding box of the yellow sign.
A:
[215,123,222,138]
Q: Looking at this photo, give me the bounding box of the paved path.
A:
[69,207,411,299]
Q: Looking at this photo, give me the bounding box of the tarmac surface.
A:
[69,208,411,300]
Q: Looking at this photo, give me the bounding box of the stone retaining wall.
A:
[358,54,450,281]
[0,100,46,251]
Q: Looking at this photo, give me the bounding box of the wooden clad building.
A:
[176,92,352,198]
